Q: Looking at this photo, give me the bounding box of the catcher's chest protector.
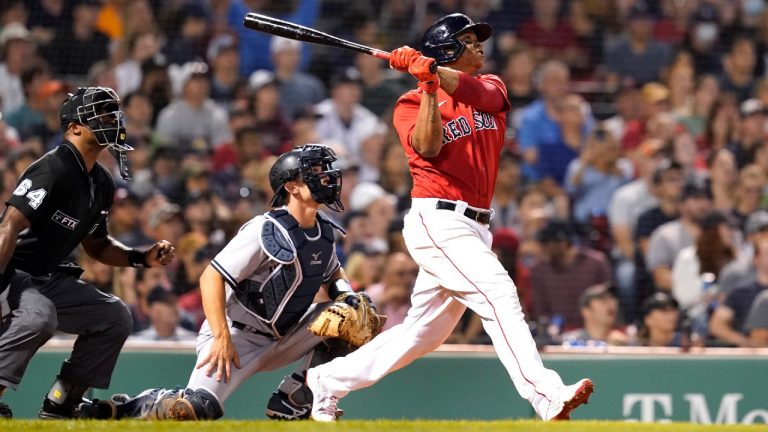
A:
[235,209,336,335]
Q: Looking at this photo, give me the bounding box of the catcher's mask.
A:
[60,86,132,180]
[269,144,343,211]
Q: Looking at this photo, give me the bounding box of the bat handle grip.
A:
[374,49,438,74]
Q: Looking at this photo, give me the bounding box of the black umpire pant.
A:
[0,270,132,390]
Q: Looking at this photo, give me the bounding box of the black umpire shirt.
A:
[5,141,115,276]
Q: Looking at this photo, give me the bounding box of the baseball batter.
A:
[307,14,593,421]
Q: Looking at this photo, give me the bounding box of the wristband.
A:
[128,249,149,268]
[329,279,353,299]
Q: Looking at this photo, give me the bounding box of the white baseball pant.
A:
[312,198,565,418]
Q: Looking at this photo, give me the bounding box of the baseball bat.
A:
[242,13,437,73]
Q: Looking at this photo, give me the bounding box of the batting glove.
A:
[389,46,420,72]
[409,56,439,94]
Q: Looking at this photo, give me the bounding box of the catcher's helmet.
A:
[421,13,492,65]
[269,144,343,211]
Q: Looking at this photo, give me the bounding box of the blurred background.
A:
[3,0,768,352]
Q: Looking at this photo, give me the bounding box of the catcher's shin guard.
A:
[266,373,312,420]
[170,388,223,421]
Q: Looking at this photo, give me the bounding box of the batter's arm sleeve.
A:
[210,217,268,288]
[449,73,510,113]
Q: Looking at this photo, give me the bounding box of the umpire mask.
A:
[269,144,343,211]
[60,87,133,180]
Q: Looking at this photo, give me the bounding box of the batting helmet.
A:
[269,144,343,211]
[421,13,492,65]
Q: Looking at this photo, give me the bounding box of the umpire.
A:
[0,87,176,419]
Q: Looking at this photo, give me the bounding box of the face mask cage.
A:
[299,145,344,212]
[77,87,132,153]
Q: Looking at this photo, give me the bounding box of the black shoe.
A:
[265,391,311,420]
[0,401,12,419]
[39,397,79,419]
[77,399,117,419]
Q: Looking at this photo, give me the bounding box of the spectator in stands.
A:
[560,283,627,347]
[122,91,157,152]
[603,85,643,142]
[5,69,54,141]
[349,182,397,243]
[665,54,696,118]
[605,0,671,87]
[270,36,326,120]
[491,151,523,230]
[109,185,150,247]
[27,0,68,46]
[718,36,758,102]
[720,211,768,297]
[25,79,69,151]
[745,290,768,347]
[728,99,767,170]
[621,82,672,152]
[710,236,768,347]
[315,68,382,162]
[608,139,663,273]
[378,139,411,206]
[677,74,720,139]
[672,210,736,313]
[115,31,161,96]
[683,2,724,76]
[247,70,292,156]
[518,0,581,66]
[44,0,109,76]
[646,181,712,292]
[0,22,35,114]
[0,111,20,163]
[207,34,243,104]
[156,62,232,152]
[228,0,318,75]
[565,126,634,226]
[355,51,406,118]
[139,54,173,125]
[366,251,418,331]
[731,165,767,229]
[703,93,740,152]
[164,2,210,65]
[631,158,684,320]
[518,60,569,182]
[290,106,322,147]
[501,49,538,131]
[637,291,684,347]
[130,287,198,342]
[127,267,173,333]
[530,219,612,329]
[706,148,738,212]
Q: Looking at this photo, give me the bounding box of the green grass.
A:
[0,420,765,432]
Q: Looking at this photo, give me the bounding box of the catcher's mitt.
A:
[309,293,386,347]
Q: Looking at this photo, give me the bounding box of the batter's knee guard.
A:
[265,373,312,420]
[170,388,223,421]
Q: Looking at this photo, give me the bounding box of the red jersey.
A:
[392,73,509,209]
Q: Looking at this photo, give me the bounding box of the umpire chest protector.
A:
[234,209,338,336]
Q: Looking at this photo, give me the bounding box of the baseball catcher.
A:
[78,144,384,421]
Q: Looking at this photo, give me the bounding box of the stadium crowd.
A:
[1,0,768,349]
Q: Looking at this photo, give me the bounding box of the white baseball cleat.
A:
[544,378,594,421]
[306,368,340,422]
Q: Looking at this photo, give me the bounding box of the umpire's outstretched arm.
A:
[81,236,175,268]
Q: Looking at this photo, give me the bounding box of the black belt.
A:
[231,321,276,339]
[436,200,491,225]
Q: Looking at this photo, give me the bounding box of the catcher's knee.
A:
[309,339,354,369]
